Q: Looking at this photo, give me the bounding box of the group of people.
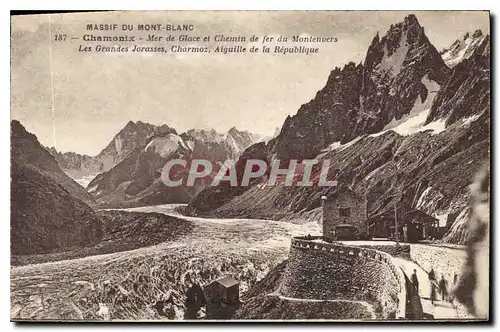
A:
[411,267,458,305]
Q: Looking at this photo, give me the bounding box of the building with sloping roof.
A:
[366,206,439,242]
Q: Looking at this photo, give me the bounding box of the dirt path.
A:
[276,295,377,319]
[393,257,460,320]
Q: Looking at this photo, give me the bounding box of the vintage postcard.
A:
[10,10,490,322]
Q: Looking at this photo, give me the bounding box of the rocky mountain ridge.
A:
[441,30,486,68]
[48,121,176,182]
[86,126,261,208]
[188,16,490,245]
[274,15,451,162]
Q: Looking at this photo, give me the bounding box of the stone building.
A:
[321,186,367,241]
[204,276,240,319]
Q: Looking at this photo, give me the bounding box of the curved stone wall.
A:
[279,237,406,319]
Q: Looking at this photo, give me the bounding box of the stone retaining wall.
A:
[279,237,407,319]
[358,244,411,259]
[409,244,466,289]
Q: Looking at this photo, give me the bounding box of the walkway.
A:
[276,295,377,319]
[393,257,460,320]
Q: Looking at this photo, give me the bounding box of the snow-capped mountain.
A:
[273,15,450,162]
[182,127,261,160]
[441,30,486,68]
[189,15,490,245]
[87,127,260,208]
[48,121,176,184]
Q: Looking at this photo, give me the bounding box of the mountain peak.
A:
[405,14,421,28]
[124,120,136,128]
[441,29,487,68]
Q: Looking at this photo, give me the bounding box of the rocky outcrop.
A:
[426,36,490,126]
[274,15,450,162]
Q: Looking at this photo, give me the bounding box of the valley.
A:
[10,204,320,321]
[10,12,490,322]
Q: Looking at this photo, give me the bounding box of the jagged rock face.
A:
[49,121,177,179]
[426,36,490,126]
[276,62,364,162]
[11,120,94,205]
[274,15,450,162]
[189,15,490,246]
[10,121,103,255]
[441,30,486,68]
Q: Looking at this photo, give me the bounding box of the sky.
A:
[11,11,490,156]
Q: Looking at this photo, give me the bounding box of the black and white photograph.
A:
[9,10,490,322]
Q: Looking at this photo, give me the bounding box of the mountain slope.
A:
[188,15,490,245]
[11,121,104,255]
[11,120,94,205]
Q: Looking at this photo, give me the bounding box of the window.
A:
[339,207,350,217]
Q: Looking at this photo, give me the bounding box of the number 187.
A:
[54,34,67,41]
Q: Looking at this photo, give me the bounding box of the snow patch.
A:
[416,187,433,209]
[462,113,482,126]
[442,34,486,68]
[370,76,446,137]
[72,175,96,188]
[144,134,188,158]
[114,136,123,155]
[421,119,447,135]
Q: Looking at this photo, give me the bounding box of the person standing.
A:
[430,280,437,305]
[428,268,436,282]
[411,269,419,295]
[428,267,436,304]
[439,275,448,301]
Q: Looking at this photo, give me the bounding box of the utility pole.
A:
[394,203,399,243]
